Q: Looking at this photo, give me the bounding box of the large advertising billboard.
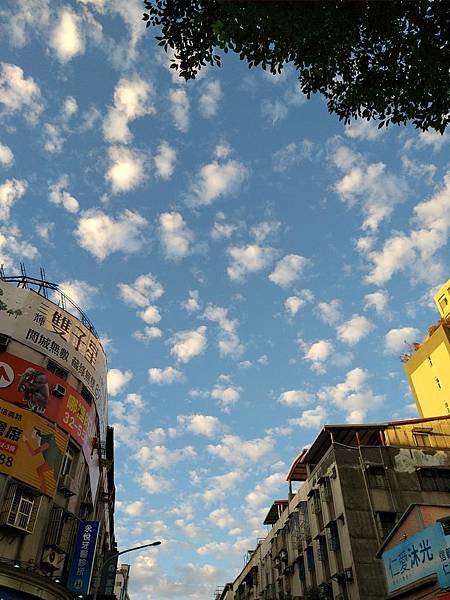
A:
[0,282,107,439]
[0,398,67,497]
[67,521,100,595]
[0,352,100,500]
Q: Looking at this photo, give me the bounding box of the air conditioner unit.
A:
[52,384,66,399]
[41,546,65,571]
[58,474,75,497]
[0,334,10,352]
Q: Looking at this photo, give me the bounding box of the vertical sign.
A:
[67,521,100,595]
[98,550,119,596]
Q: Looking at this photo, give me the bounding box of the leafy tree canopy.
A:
[143,0,450,132]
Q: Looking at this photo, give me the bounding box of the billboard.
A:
[0,282,107,439]
[0,352,100,500]
[382,522,450,593]
[67,521,100,595]
[0,398,67,497]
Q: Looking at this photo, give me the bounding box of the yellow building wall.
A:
[404,325,450,418]
[384,416,450,449]
[434,278,450,319]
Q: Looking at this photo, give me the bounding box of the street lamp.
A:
[93,541,161,599]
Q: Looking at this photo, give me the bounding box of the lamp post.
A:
[92,541,161,599]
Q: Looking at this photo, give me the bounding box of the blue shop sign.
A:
[382,522,450,593]
[67,520,100,595]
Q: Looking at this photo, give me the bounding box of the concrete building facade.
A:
[228,416,450,600]
[0,275,116,599]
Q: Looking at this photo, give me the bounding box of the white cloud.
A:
[140,472,172,494]
[177,414,223,438]
[138,305,161,325]
[154,141,176,179]
[158,211,193,260]
[54,280,98,310]
[337,315,374,346]
[202,304,243,358]
[345,119,383,141]
[245,472,285,507]
[50,8,84,62]
[415,129,449,152]
[227,244,276,282]
[133,326,162,342]
[0,143,13,167]
[385,327,420,354]
[136,444,196,471]
[331,142,407,232]
[284,290,313,318]
[199,80,222,117]
[261,98,288,125]
[187,158,248,207]
[169,88,189,132]
[75,209,148,260]
[0,178,27,221]
[210,216,238,240]
[203,470,243,503]
[106,145,146,194]
[42,123,64,154]
[251,221,280,244]
[315,299,342,326]
[181,290,201,313]
[124,500,144,516]
[211,384,241,411]
[302,339,333,373]
[317,367,384,423]
[207,435,274,466]
[272,139,315,172]
[289,405,327,429]
[170,326,207,363]
[0,63,42,123]
[278,390,313,407]
[269,254,308,287]
[118,273,164,308]
[364,291,389,314]
[49,176,79,213]
[365,171,450,286]
[107,368,133,396]
[103,76,154,143]
[208,507,235,529]
[148,367,183,385]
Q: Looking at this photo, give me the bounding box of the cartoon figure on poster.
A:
[17,368,49,414]
[22,427,63,495]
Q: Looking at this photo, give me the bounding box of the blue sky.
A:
[1,1,450,598]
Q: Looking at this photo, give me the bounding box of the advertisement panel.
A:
[98,550,119,596]
[67,521,100,595]
[0,352,100,500]
[382,522,450,593]
[0,282,107,439]
[0,398,67,497]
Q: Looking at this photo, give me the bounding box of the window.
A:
[80,385,93,405]
[0,485,41,533]
[439,295,448,311]
[377,511,397,540]
[47,360,68,380]
[317,535,328,562]
[428,356,433,366]
[413,432,431,447]
[327,520,340,551]
[60,444,78,477]
[45,505,77,552]
[435,377,442,390]
[367,465,386,489]
[418,468,450,492]
[306,546,315,571]
[297,556,306,581]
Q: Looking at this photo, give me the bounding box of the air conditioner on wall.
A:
[58,474,75,497]
[52,384,66,399]
[41,546,65,571]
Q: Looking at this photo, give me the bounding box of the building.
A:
[403,278,450,418]
[0,273,116,599]
[227,416,450,600]
[114,564,130,600]
[377,504,450,599]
